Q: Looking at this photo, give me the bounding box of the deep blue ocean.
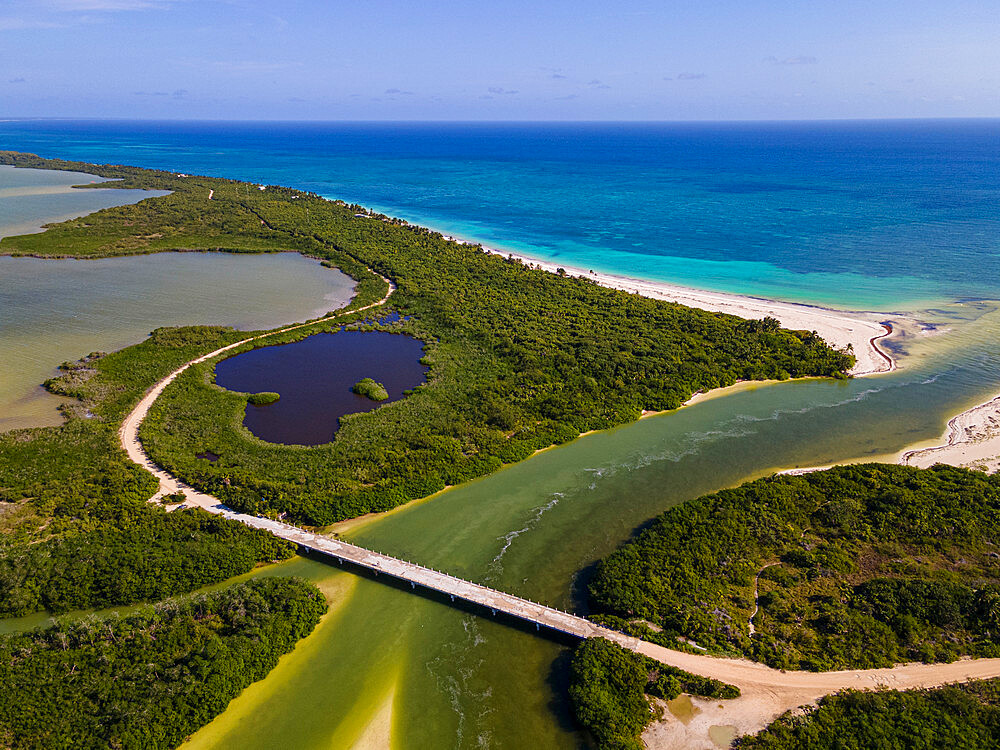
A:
[2,119,998,310]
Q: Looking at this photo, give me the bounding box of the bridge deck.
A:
[226,509,622,642]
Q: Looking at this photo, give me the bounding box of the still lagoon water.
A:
[215,330,428,446]
[2,122,1000,747]
[0,166,357,431]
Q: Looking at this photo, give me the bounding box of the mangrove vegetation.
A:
[589,463,1000,671]
[0,578,326,750]
[569,638,738,750]
[738,679,1000,749]
[0,153,854,527]
[352,377,389,401]
[0,151,864,747]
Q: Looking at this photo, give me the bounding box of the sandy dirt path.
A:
[119,276,394,504]
[632,638,1000,750]
[115,265,998,750]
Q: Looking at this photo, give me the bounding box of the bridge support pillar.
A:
[450,595,455,602]
[410,582,415,589]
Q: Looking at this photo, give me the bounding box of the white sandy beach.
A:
[901,391,1000,474]
[445,238,900,377]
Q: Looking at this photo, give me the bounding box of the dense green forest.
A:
[589,463,1000,671]
[568,638,738,750]
[0,151,854,527]
[0,506,294,617]
[0,578,326,750]
[737,680,1000,749]
[0,152,849,746]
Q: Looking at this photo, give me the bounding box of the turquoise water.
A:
[2,122,1000,747]
[2,120,998,309]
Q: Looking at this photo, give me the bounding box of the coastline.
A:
[900,390,1000,474]
[778,389,1000,478]
[442,237,901,377]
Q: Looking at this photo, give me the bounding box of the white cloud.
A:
[763,56,818,66]
[0,16,64,30]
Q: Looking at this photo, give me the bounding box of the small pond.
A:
[214,330,428,446]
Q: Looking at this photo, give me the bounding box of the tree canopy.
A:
[589,463,1000,671]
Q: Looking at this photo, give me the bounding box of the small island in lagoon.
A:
[247,391,280,406]
[352,377,389,401]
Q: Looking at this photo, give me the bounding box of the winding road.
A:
[116,274,1000,747]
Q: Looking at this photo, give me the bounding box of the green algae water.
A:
[179,301,1000,750]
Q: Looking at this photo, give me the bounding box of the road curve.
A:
[115,271,1000,746]
[119,276,394,501]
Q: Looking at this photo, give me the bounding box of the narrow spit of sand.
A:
[443,238,900,377]
[779,390,1000,479]
[901,391,1000,474]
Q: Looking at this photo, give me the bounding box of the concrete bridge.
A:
[115,285,639,647]
[222,508,620,641]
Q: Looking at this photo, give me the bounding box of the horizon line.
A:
[3,116,1000,126]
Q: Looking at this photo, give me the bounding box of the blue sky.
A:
[2,0,998,120]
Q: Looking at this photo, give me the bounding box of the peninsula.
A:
[0,152,995,750]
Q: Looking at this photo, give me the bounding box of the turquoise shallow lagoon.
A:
[0,163,167,238]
